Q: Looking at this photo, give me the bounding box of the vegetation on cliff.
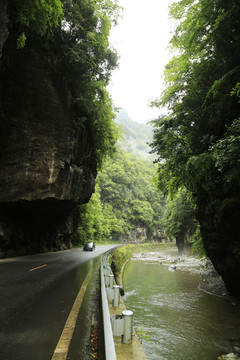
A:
[7,0,121,168]
[55,0,121,167]
[15,0,63,47]
[150,0,240,296]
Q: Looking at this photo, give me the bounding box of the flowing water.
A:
[123,248,240,360]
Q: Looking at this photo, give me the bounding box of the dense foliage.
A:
[74,149,165,244]
[57,0,121,167]
[150,0,240,295]
[151,0,240,193]
[15,0,63,43]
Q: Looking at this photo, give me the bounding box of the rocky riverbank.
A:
[132,250,229,298]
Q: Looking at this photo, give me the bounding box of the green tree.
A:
[74,185,113,244]
[130,199,154,229]
[150,0,240,296]
[54,0,121,168]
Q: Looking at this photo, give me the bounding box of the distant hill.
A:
[115,109,153,158]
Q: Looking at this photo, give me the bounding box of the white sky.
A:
[108,0,175,123]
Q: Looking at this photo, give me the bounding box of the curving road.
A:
[0,245,118,360]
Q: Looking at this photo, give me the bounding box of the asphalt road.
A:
[0,245,118,360]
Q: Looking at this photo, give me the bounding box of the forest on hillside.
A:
[73,114,166,245]
[74,110,200,253]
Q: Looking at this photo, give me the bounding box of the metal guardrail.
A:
[101,253,148,360]
[101,262,117,360]
[101,255,134,359]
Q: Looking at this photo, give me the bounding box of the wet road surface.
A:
[0,245,118,360]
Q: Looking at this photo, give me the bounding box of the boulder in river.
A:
[218,353,240,360]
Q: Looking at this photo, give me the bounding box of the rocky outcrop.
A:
[218,354,240,360]
[0,7,97,256]
[119,225,167,244]
[175,229,194,255]
[197,192,240,299]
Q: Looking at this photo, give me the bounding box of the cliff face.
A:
[197,192,240,299]
[0,3,96,256]
[118,225,167,244]
[0,0,9,58]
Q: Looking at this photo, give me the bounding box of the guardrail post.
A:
[106,287,114,301]
[122,310,133,344]
[113,285,120,307]
[110,315,124,337]
[109,274,114,288]
[105,275,110,287]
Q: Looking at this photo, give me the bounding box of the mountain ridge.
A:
[115,108,154,158]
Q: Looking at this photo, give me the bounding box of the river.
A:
[122,247,240,360]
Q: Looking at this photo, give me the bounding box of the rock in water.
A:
[218,354,240,360]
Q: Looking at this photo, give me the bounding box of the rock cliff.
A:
[119,225,167,244]
[197,193,240,299]
[0,2,96,256]
[0,0,9,57]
